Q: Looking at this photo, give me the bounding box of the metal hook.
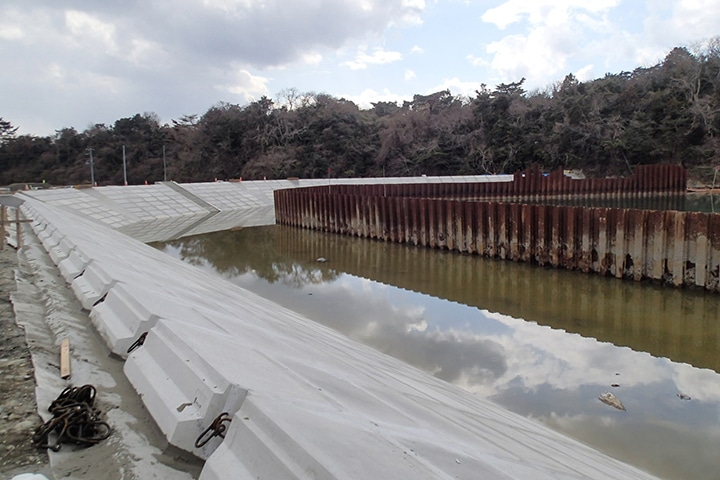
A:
[195,412,232,448]
[126,332,148,353]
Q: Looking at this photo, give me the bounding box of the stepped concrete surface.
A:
[14,178,659,479]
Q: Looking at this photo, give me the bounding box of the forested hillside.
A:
[2,42,719,187]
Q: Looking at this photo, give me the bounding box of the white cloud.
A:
[397,0,426,26]
[83,71,125,95]
[429,77,483,99]
[641,0,720,55]
[0,23,23,40]
[485,30,565,87]
[482,0,620,29]
[411,45,424,54]
[301,52,324,66]
[466,54,488,67]
[403,0,426,8]
[478,0,623,88]
[672,0,720,31]
[126,38,168,67]
[219,67,270,101]
[341,48,403,70]
[201,0,253,14]
[574,63,594,81]
[345,88,411,109]
[64,10,118,54]
[46,63,64,80]
[566,1,720,79]
[405,69,416,81]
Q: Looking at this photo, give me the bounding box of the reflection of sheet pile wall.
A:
[278,226,720,371]
[18,180,658,479]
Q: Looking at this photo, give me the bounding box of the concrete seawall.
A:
[13,179,659,479]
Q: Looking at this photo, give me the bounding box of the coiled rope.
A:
[32,384,111,451]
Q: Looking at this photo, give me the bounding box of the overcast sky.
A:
[2,0,720,137]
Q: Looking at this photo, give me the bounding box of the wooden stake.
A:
[60,338,71,379]
[15,208,22,249]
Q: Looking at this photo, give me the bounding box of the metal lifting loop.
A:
[195,412,232,448]
[126,331,148,353]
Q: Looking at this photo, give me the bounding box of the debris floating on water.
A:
[599,392,626,411]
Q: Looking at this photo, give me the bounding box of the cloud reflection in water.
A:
[228,267,720,480]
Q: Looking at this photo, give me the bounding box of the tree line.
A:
[2,41,719,188]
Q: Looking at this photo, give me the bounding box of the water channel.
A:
[153,220,720,480]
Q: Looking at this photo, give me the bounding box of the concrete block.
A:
[30,219,48,237]
[89,282,162,356]
[39,226,62,251]
[25,206,48,234]
[48,236,76,265]
[70,261,117,310]
[57,248,90,282]
[124,320,247,459]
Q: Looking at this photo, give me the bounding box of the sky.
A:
[2,0,720,137]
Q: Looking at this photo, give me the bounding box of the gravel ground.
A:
[0,245,50,478]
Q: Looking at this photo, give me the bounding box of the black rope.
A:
[32,384,111,451]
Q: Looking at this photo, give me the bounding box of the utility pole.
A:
[87,148,95,186]
[122,145,128,185]
[162,145,167,182]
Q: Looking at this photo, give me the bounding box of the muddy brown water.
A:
[155,224,720,480]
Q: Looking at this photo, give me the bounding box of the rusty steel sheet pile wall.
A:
[294,164,686,200]
[274,165,720,291]
[508,164,687,198]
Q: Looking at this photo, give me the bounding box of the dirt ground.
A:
[0,245,49,478]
